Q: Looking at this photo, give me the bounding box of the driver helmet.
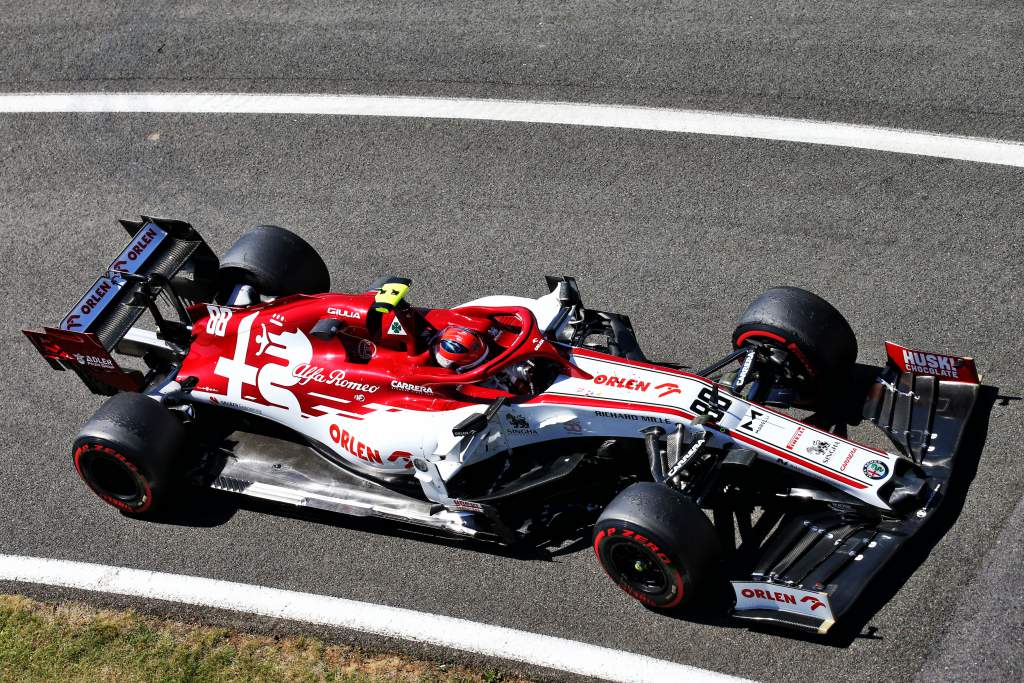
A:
[434,326,489,371]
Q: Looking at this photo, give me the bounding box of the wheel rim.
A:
[607,539,670,595]
[77,447,147,509]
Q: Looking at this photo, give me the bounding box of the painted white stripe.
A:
[0,92,1022,167]
[0,554,748,683]
[309,404,365,419]
[307,391,350,403]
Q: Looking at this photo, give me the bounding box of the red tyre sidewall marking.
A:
[73,443,153,513]
[736,330,818,377]
[593,526,686,609]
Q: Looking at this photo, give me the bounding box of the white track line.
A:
[1,92,1023,167]
[0,554,749,683]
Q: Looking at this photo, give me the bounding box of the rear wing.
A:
[22,216,217,395]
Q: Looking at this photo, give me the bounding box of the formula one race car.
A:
[25,217,982,635]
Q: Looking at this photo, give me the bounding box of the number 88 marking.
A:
[689,387,732,422]
[205,305,233,337]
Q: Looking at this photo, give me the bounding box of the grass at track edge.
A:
[0,594,531,683]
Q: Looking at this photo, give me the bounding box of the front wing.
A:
[728,342,981,634]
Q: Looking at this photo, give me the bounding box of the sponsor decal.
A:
[211,397,245,410]
[328,426,382,464]
[739,409,767,434]
[735,349,755,386]
[902,349,961,379]
[505,413,538,435]
[388,318,407,336]
[78,281,113,317]
[863,459,889,480]
[654,382,681,397]
[732,581,834,625]
[800,595,826,611]
[884,341,979,383]
[839,447,857,471]
[62,278,117,330]
[71,353,115,370]
[740,587,797,605]
[594,410,672,425]
[786,426,805,450]
[292,365,380,393]
[451,498,485,512]
[507,413,530,429]
[667,432,708,480]
[593,374,651,392]
[326,307,361,320]
[390,380,433,395]
[806,439,839,464]
[111,224,163,269]
[387,450,414,469]
[60,223,168,332]
[205,305,233,336]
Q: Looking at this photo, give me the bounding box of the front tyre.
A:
[732,286,857,403]
[73,393,185,515]
[593,482,721,610]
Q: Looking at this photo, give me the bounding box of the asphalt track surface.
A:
[1,2,1023,681]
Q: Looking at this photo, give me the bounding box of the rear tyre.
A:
[593,482,721,610]
[732,286,857,400]
[73,393,185,515]
[218,225,330,298]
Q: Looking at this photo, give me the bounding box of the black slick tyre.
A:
[73,392,185,516]
[593,482,721,610]
[218,224,330,298]
[732,286,857,398]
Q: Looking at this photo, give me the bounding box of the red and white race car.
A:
[25,217,983,635]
